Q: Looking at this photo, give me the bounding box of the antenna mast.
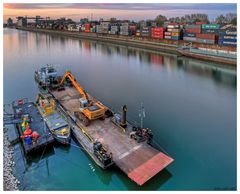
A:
[139,102,146,128]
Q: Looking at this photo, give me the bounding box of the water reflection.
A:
[27,30,236,89]
[4,28,236,191]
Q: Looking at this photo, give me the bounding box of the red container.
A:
[151,35,164,39]
[129,25,137,30]
[151,30,164,39]
[185,28,201,34]
[84,23,90,32]
[196,21,208,25]
[151,27,164,32]
[196,33,216,40]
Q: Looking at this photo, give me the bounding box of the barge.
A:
[36,93,71,144]
[34,66,174,186]
[12,98,54,154]
[178,47,236,66]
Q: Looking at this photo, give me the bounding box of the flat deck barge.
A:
[49,87,173,185]
[12,99,54,154]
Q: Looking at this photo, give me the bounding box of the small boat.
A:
[177,45,236,66]
[36,93,71,144]
[34,64,60,89]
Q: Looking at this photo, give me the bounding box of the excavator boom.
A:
[60,71,89,101]
[59,70,106,124]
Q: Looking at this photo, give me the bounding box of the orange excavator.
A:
[59,71,106,126]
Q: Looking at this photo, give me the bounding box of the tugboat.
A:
[36,93,71,144]
[34,64,60,90]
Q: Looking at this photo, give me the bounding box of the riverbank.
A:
[16,27,236,66]
[3,127,20,191]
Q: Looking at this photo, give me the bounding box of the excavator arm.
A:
[59,71,89,101]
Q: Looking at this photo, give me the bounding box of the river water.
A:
[3,28,236,190]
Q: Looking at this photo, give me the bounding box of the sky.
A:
[3,3,237,22]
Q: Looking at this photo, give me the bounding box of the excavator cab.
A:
[79,98,88,108]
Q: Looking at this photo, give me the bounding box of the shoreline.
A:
[3,127,20,191]
[15,27,236,66]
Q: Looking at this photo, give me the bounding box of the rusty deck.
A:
[50,87,173,186]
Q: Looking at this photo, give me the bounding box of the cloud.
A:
[4,3,237,12]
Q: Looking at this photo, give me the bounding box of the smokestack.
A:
[120,105,127,128]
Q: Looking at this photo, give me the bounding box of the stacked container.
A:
[90,25,96,33]
[196,33,217,44]
[109,25,119,35]
[184,25,201,34]
[97,22,110,34]
[141,27,150,37]
[201,24,220,34]
[84,23,90,33]
[195,21,208,25]
[165,24,182,40]
[151,27,164,39]
[129,25,137,36]
[218,25,237,47]
[120,23,129,36]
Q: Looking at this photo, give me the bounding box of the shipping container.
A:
[219,35,237,41]
[202,24,220,29]
[164,35,172,39]
[196,38,215,44]
[172,32,181,36]
[185,28,201,34]
[129,25,137,30]
[164,32,172,36]
[172,29,181,32]
[167,25,179,29]
[171,36,181,40]
[218,37,237,43]
[151,32,164,39]
[196,21,208,25]
[151,35,164,39]
[201,29,220,34]
[183,32,196,37]
[151,27,164,33]
[185,25,201,29]
[183,37,197,42]
[219,25,237,36]
[220,29,237,36]
[84,23,90,33]
[218,39,236,47]
[196,33,216,40]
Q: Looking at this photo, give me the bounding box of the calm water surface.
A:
[3,28,236,190]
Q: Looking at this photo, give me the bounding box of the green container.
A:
[202,24,220,29]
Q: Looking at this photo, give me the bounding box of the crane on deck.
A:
[59,71,107,126]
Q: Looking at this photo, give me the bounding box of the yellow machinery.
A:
[37,94,55,116]
[59,71,106,126]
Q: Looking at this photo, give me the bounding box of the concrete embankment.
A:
[17,27,180,54]
[3,127,20,191]
[16,27,236,66]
